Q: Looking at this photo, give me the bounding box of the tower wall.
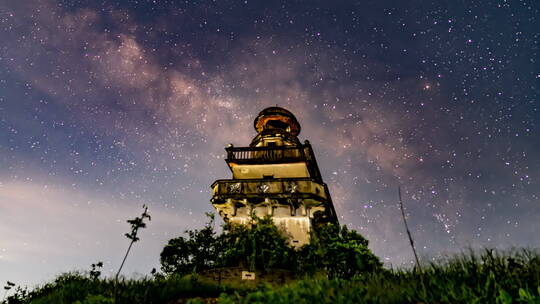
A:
[211,107,338,247]
[230,163,311,179]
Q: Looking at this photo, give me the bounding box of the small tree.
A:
[115,205,151,282]
[160,215,295,275]
[3,281,15,302]
[217,216,295,271]
[298,223,382,278]
[160,213,219,275]
[160,214,382,278]
[89,262,103,280]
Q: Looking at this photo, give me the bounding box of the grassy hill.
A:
[4,213,538,303]
[3,249,539,304]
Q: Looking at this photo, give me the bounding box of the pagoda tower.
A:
[210,107,338,246]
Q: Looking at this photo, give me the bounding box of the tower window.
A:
[265,119,289,130]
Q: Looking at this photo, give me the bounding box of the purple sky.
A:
[0,0,538,289]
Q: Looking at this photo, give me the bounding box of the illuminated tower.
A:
[210,107,338,246]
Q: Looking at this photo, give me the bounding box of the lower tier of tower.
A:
[210,178,337,247]
[212,200,315,247]
[226,215,312,247]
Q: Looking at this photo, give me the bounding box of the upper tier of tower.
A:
[251,106,301,147]
[224,107,323,182]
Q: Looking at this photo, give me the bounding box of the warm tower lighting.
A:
[210,107,338,246]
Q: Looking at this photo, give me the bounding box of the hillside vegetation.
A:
[3,215,539,303]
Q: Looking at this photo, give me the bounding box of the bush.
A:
[161,215,296,275]
[216,216,296,271]
[298,223,382,278]
[160,213,220,275]
[160,214,381,278]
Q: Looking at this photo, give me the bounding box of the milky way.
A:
[0,0,538,288]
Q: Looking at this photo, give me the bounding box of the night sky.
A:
[1,0,538,288]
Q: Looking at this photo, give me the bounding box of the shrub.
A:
[297,223,383,278]
[160,213,220,275]
[160,214,381,278]
[216,216,296,271]
[160,215,296,275]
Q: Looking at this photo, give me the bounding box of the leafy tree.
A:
[160,215,295,275]
[160,214,381,279]
[160,213,219,275]
[89,262,103,281]
[297,223,382,278]
[217,216,296,271]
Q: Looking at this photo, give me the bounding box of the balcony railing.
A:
[225,143,323,182]
[211,178,327,202]
[226,145,309,163]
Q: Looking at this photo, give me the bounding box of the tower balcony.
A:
[225,145,309,164]
[225,143,323,182]
[211,178,328,203]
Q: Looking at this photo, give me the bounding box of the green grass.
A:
[4,249,539,304]
[3,274,238,304]
[220,249,540,304]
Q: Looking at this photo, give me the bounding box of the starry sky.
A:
[0,0,538,288]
